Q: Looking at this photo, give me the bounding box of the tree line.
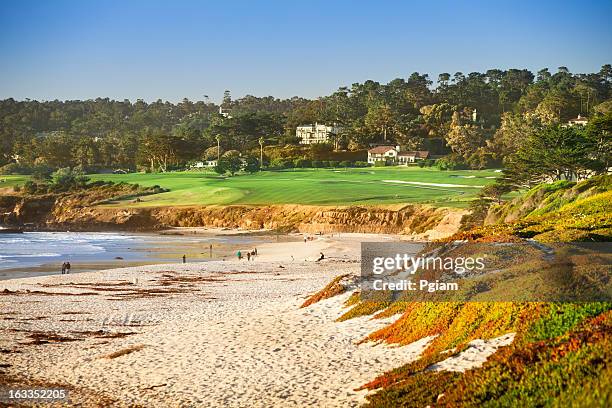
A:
[1,65,610,184]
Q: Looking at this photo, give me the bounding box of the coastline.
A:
[0,233,411,407]
[0,229,299,281]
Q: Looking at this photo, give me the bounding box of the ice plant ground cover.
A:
[301,175,612,407]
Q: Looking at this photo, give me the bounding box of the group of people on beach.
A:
[60,262,71,274]
[237,248,257,261]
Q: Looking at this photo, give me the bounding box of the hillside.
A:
[461,175,611,242]
[301,175,611,407]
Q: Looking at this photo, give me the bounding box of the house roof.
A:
[368,146,397,154]
[568,116,588,123]
[398,150,430,158]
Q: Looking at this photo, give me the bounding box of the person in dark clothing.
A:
[316,252,325,262]
[61,262,66,275]
[247,252,251,261]
[65,262,71,274]
[182,254,186,263]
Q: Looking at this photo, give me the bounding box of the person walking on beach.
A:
[247,252,251,261]
[182,254,186,263]
[254,248,257,256]
[237,250,242,260]
[209,244,213,258]
[61,262,66,275]
[316,252,325,262]
[65,262,71,274]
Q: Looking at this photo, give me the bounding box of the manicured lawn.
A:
[87,167,500,208]
[0,175,29,189]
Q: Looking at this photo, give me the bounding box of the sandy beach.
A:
[0,234,413,407]
[0,233,510,407]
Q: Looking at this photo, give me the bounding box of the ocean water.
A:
[0,231,272,279]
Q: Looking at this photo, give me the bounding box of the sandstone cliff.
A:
[0,193,465,239]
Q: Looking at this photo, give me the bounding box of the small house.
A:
[397,151,430,165]
[367,146,399,165]
[565,114,589,127]
[191,160,218,169]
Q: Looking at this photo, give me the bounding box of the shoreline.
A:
[0,233,411,407]
[0,230,401,282]
[1,232,527,406]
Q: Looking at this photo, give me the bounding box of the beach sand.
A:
[0,234,508,407]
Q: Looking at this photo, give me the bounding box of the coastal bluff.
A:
[0,193,464,238]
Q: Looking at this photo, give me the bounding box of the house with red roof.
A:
[367,145,399,165]
[367,145,430,165]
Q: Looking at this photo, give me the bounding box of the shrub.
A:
[270,158,294,169]
[203,145,222,160]
[0,162,32,175]
[417,159,435,168]
[242,155,260,173]
[214,154,242,176]
[51,167,90,191]
[309,142,333,157]
[374,160,387,167]
[294,158,312,168]
[435,154,467,170]
[31,164,54,182]
[222,149,240,158]
[339,160,352,167]
[23,180,41,194]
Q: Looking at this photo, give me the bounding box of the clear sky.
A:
[0,0,610,103]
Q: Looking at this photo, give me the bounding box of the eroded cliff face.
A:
[151,204,466,238]
[1,193,466,239]
[0,195,56,225]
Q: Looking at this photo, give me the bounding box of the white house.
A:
[296,123,341,144]
[397,151,430,165]
[368,146,430,165]
[191,160,218,169]
[367,146,399,164]
[219,105,232,118]
[564,114,589,127]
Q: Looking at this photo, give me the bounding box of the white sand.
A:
[382,180,484,188]
[429,333,516,373]
[0,234,514,406]
[0,234,428,407]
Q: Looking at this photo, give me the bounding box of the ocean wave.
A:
[8,253,62,258]
[0,238,27,244]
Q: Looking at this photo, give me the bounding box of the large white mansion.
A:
[296,123,341,144]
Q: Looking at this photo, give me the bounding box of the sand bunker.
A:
[382,180,484,188]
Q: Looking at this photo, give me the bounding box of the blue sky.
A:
[0,0,610,102]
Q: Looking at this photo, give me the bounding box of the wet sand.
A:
[0,230,299,280]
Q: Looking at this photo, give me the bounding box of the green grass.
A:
[0,175,29,189]
[81,167,499,208]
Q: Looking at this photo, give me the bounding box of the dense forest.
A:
[1,65,611,184]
